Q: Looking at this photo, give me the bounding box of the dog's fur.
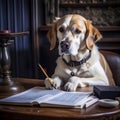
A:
[45,14,115,91]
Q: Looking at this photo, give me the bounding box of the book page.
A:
[0,87,63,104]
[85,96,99,108]
[0,87,94,108]
[42,92,92,107]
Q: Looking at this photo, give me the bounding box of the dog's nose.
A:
[60,41,70,52]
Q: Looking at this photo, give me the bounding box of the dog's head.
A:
[47,14,102,56]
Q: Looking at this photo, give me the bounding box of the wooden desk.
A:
[0,78,120,120]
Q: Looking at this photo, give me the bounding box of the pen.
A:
[38,64,56,89]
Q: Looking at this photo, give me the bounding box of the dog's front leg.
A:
[64,76,87,91]
[44,76,63,89]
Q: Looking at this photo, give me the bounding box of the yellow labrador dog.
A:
[45,14,115,91]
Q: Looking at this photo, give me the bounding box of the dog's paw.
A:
[64,82,77,92]
[44,78,53,89]
[44,77,62,89]
[64,76,87,91]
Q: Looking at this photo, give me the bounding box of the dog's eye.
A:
[59,27,65,33]
[75,29,81,34]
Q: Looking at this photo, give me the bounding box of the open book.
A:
[0,87,98,108]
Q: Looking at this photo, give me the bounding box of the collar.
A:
[62,50,91,67]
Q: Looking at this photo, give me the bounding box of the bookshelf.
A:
[40,0,120,53]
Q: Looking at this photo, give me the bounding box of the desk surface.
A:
[0,78,120,120]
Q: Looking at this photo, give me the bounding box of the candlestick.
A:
[0,30,29,98]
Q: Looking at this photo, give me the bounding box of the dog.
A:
[45,14,115,91]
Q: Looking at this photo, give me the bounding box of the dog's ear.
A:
[47,23,57,50]
[85,20,102,50]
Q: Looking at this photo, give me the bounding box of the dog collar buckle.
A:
[70,62,74,67]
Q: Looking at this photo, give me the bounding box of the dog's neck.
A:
[62,45,99,67]
[62,50,91,67]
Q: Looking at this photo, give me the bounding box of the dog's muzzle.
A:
[60,41,70,53]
